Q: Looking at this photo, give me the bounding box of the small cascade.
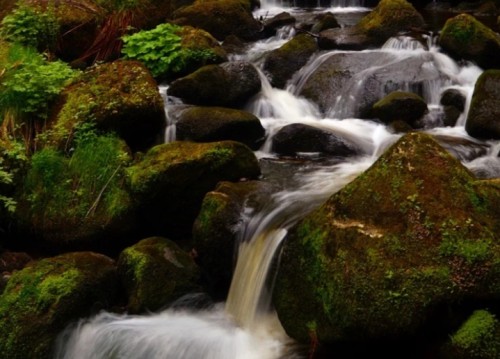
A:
[159,85,182,143]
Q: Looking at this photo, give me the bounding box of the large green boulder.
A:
[175,106,265,150]
[118,237,200,313]
[439,13,500,69]
[274,132,500,344]
[465,70,500,140]
[172,0,262,41]
[127,140,261,239]
[355,0,425,45]
[263,33,318,89]
[0,252,118,359]
[47,60,165,152]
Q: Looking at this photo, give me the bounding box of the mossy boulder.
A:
[442,310,500,358]
[0,252,118,359]
[465,70,500,139]
[274,132,500,344]
[355,0,425,45]
[167,61,261,107]
[372,91,428,129]
[311,12,340,34]
[118,236,200,313]
[47,60,165,152]
[172,0,262,41]
[175,106,265,150]
[263,33,318,89]
[438,13,500,69]
[193,180,276,298]
[271,123,361,157]
[16,134,135,251]
[127,140,261,239]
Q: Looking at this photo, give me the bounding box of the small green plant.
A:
[121,23,217,78]
[0,3,59,50]
[0,139,28,213]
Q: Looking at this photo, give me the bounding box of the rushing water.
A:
[55,1,500,358]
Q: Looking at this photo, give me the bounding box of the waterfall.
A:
[55,4,500,358]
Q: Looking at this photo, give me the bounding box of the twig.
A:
[85,164,121,218]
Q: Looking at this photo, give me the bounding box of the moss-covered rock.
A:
[274,132,500,344]
[263,33,318,89]
[167,61,261,107]
[172,0,262,41]
[442,310,500,359]
[127,140,261,239]
[193,180,276,298]
[118,236,200,313]
[355,0,425,45]
[47,60,165,152]
[372,91,428,129]
[0,252,118,359]
[465,70,500,139]
[175,106,265,149]
[17,133,135,251]
[311,12,340,34]
[439,13,500,69]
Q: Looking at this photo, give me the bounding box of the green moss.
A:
[451,310,500,358]
[356,0,424,41]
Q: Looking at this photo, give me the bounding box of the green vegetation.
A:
[24,128,131,226]
[451,310,500,358]
[0,43,77,137]
[0,3,59,50]
[122,23,219,78]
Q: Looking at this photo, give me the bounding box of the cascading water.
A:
[55,3,500,358]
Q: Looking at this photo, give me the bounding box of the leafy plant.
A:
[121,23,218,78]
[0,43,78,140]
[0,3,59,51]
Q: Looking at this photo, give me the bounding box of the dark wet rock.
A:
[274,132,500,344]
[48,60,165,152]
[127,140,261,239]
[311,12,340,33]
[271,123,361,157]
[441,88,466,111]
[372,91,428,129]
[298,51,441,118]
[262,12,296,37]
[193,180,276,298]
[0,252,118,359]
[118,237,201,313]
[433,134,489,162]
[466,70,500,139]
[440,88,466,127]
[167,61,261,107]
[172,0,262,41]
[439,13,500,69]
[263,33,318,88]
[222,34,247,55]
[175,106,265,150]
[318,26,372,50]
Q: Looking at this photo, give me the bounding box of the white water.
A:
[56,5,500,359]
